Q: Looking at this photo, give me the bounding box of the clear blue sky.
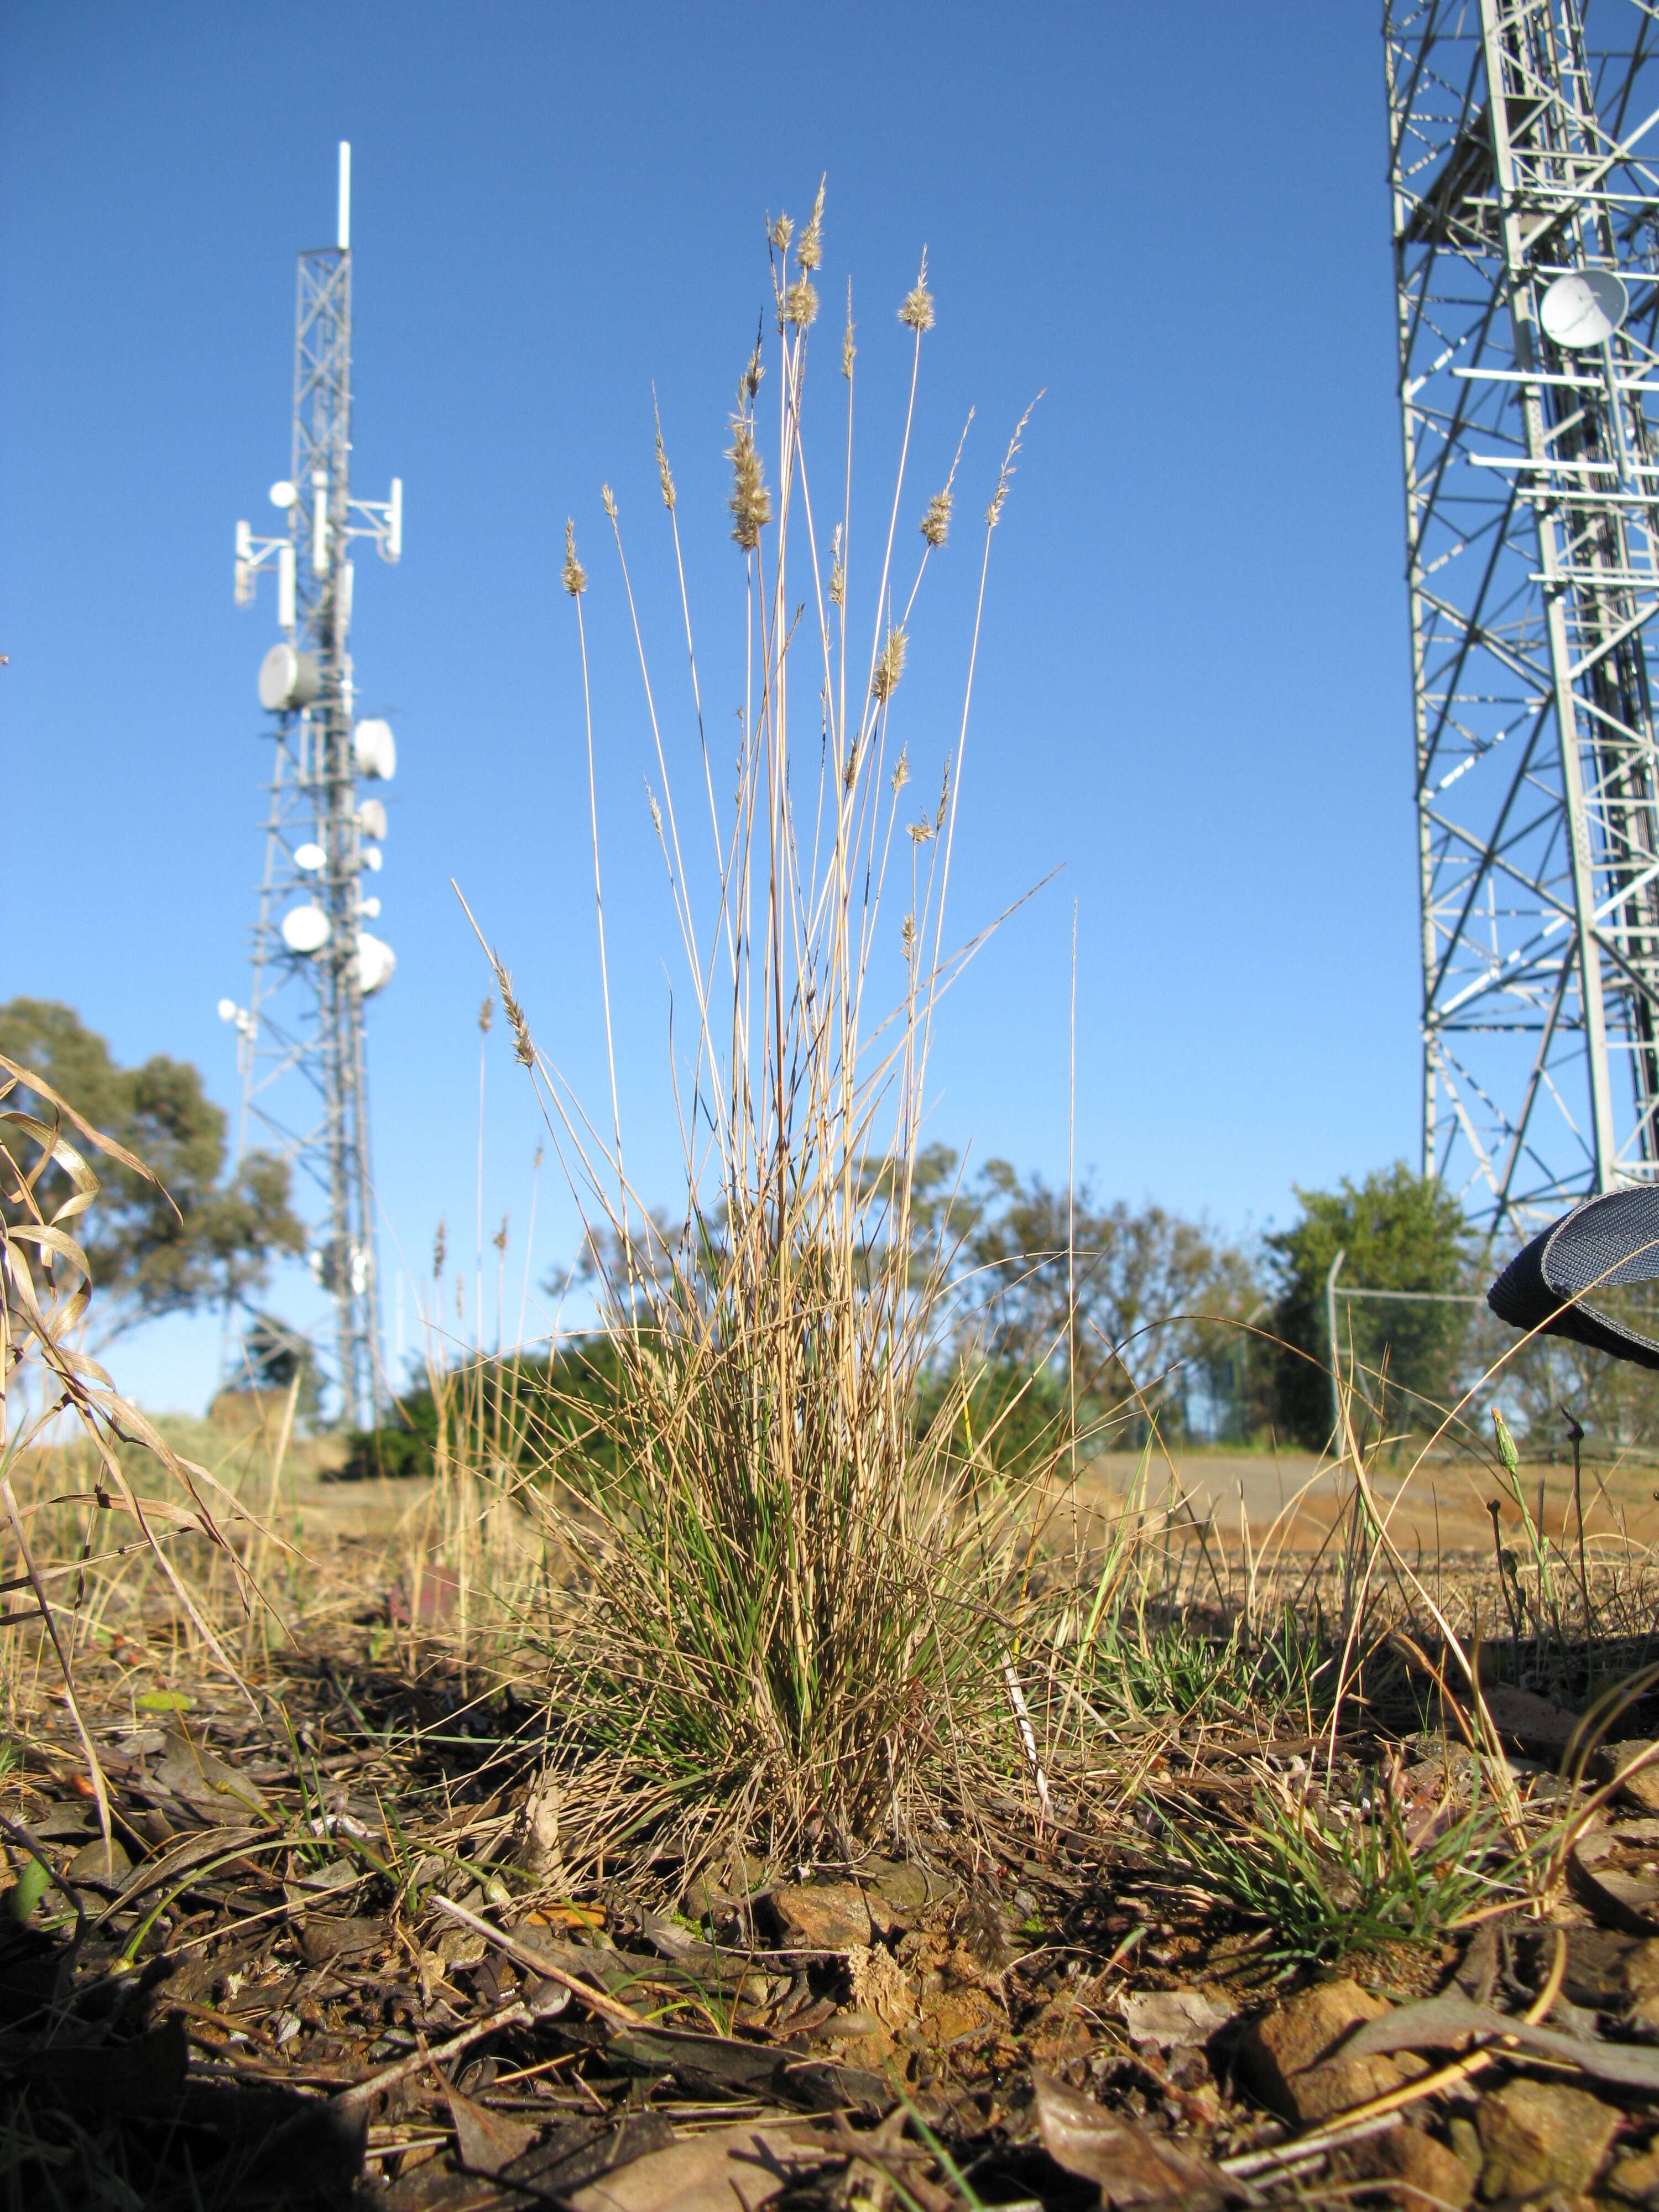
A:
[2,3,1411,1412]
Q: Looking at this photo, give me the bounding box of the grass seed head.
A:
[892,748,910,796]
[828,524,844,608]
[653,400,677,512]
[842,284,856,379]
[784,277,819,328]
[899,249,935,333]
[602,483,618,523]
[726,409,772,552]
[871,624,907,703]
[797,178,825,271]
[478,993,494,1036]
[562,518,587,597]
[432,1218,446,1280]
[769,211,794,254]
[920,488,952,548]
[492,962,536,1068]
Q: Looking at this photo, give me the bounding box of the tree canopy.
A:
[1263,1161,1475,1448]
[0,998,306,1339]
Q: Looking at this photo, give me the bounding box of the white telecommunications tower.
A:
[223,143,403,1426]
[1387,2,1659,1228]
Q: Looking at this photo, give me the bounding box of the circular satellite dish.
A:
[353,717,397,780]
[217,998,238,1023]
[280,902,331,955]
[1540,268,1629,349]
[258,643,321,713]
[363,844,383,872]
[293,842,325,872]
[269,479,298,509]
[356,932,397,995]
[357,798,387,840]
[359,895,382,920]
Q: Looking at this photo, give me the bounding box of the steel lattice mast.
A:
[225,144,403,1427]
[1387,0,1659,1229]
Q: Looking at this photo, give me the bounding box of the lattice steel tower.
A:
[1387,0,1659,1229]
[223,144,403,1426]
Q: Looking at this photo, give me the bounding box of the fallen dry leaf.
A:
[444,2083,537,2177]
[566,2118,833,2212]
[1120,1987,1237,2047]
[1032,2069,1234,2208]
[1343,1992,1659,2091]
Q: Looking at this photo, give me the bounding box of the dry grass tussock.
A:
[450,192,1050,1876]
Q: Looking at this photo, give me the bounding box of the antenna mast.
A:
[225,142,403,1426]
[1387,1,1659,1229]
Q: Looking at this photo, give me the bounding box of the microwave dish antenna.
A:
[1538,268,1629,349]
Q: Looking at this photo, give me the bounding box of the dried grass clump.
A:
[0,1055,264,1819]
[466,185,1044,1871]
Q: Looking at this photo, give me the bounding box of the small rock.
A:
[1564,1927,1642,2010]
[1477,2079,1619,2200]
[1448,2116,1483,2178]
[770,1881,872,1952]
[1609,2144,1659,2206]
[858,1859,934,1933]
[1346,2122,1474,2211]
[1240,1977,1421,2124]
[1605,1743,1659,1814]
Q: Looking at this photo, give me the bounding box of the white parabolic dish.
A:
[281,903,331,954]
[353,718,397,779]
[294,842,325,872]
[356,933,396,995]
[1539,268,1629,349]
[357,798,387,839]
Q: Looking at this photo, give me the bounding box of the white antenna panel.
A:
[259,642,320,712]
[353,718,397,779]
[294,842,325,872]
[357,798,387,839]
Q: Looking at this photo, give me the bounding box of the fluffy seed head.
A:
[891,749,910,796]
[870,625,907,704]
[432,1218,446,1280]
[797,179,825,272]
[920,488,952,549]
[899,249,935,333]
[727,410,771,551]
[769,211,794,253]
[842,284,856,380]
[478,993,494,1036]
[601,483,618,523]
[828,524,845,608]
[784,277,819,328]
[562,518,587,597]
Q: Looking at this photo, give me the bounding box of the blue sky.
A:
[2,3,1411,1412]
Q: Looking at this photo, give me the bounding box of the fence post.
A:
[1326,1247,1347,1449]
